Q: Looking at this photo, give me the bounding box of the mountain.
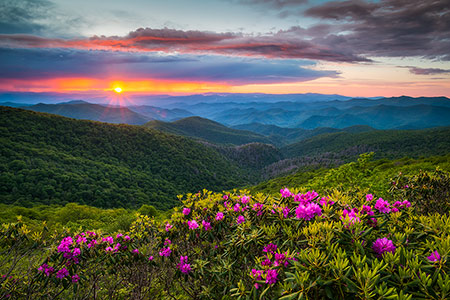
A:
[128,105,194,121]
[0,106,250,209]
[281,127,450,159]
[232,123,375,145]
[22,102,151,125]
[144,116,272,146]
[297,104,450,129]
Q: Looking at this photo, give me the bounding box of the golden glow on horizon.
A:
[114,87,123,93]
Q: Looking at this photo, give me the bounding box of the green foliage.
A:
[0,107,248,209]
[252,153,450,198]
[145,116,272,146]
[282,127,450,160]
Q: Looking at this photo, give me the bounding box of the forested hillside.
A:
[0,107,249,209]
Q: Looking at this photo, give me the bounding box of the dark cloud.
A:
[0,0,52,34]
[304,0,450,60]
[0,26,369,63]
[0,47,338,84]
[405,66,450,75]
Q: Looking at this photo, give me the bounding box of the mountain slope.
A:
[128,105,194,121]
[282,127,450,159]
[23,102,151,125]
[144,116,273,145]
[0,106,248,209]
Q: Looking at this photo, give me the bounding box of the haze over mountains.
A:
[1,93,450,130]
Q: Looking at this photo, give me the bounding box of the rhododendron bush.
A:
[1,188,449,299]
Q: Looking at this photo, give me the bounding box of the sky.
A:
[0,0,449,97]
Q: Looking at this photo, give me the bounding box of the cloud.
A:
[405,66,450,75]
[0,48,339,84]
[304,0,450,60]
[0,26,369,63]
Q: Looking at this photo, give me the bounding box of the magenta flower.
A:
[182,207,191,216]
[72,274,80,283]
[124,235,131,241]
[102,236,114,244]
[240,195,250,204]
[427,250,441,262]
[261,258,272,266]
[38,264,54,276]
[164,239,171,246]
[133,249,139,254]
[366,194,374,202]
[372,238,396,257]
[341,209,361,226]
[233,203,242,212]
[223,194,229,200]
[250,269,263,280]
[280,188,293,198]
[361,205,374,216]
[188,220,199,229]
[159,247,171,257]
[236,215,245,224]
[266,269,278,284]
[56,268,69,279]
[57,236,73,253]
[76,235,87,244]
[148,256,154,261]
[116,233,123,238]
[72,247,81,257]
[178,256,191,274]
[319,197,334,206]
[165,223,173,232]
[294,191,318,204]
[215,212,224,221]
[263,243,277,254]
[375,198,391,213]
[295,202,322,220]
[202,220,211,231]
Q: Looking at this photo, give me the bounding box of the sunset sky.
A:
[1,0,449,97]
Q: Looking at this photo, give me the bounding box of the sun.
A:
[114,87,123,93]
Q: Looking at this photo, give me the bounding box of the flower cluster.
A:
[178,256,191,274]
[372,237,396,257]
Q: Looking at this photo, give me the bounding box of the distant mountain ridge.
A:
[22,102,151,125]
[144,116,273,145]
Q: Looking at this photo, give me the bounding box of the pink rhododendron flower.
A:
[148,256,154,261]
[215,212,224,221]
[202,220,211,231]
[341,209,361,226]
[182,207,191,216]
[76,235,87,244]
[240,195,250,204]
[294,191,318,204]
[375,198,391,213]
[164,239,171,246]
[38,264,54,276]
[261,258,272,266]
[188,220,199,230]
[72,248,81,257]
[263,243,277,254]
[280,188,293,198]
[116,233,123,238]
[237,215,245,224]
[250,269,263,280]
[233,203,242,212]
[265,269,278,284]
[178,256,191,274]
[427,250,441,262]
[223,194,229,200]
[372,238,396,257]
[282,206,290,218]
[366,194,374,201]
[159,247,171,257]
[361,205,374,216]
[72,274,80,283]
[165,223,173,232]
[133,249,139,254]
[56,268,69,279]
[319,197,334,206]
[124,235,130,241]
[295,202,322,220]
[102,236,114,244]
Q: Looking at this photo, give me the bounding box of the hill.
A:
[0,106,249,209]
[144,116,273,146]
[233,123,374,145]
[22,102,151,125]
[298,104,450,129]
[128,105,194,121]
[281,127,450,159]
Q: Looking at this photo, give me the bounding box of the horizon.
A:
[1,0,449,98]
